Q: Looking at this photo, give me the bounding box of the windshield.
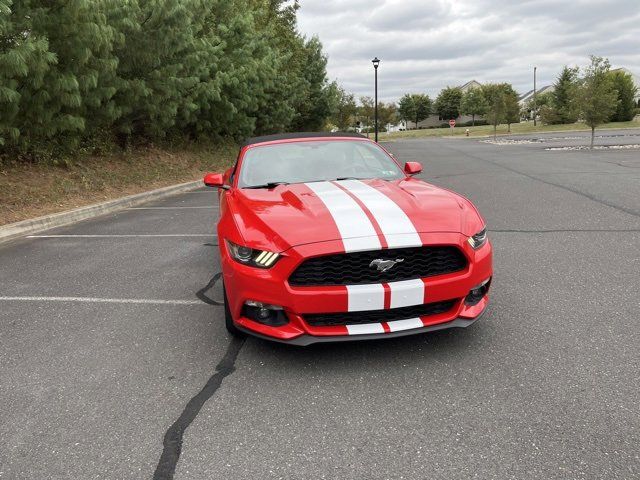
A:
[238,140,404,188]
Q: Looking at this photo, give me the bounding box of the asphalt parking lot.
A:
[1,129,639,479]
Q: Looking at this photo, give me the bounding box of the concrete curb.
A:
[0,179,204,244]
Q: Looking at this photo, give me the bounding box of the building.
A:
[518,85,554,107]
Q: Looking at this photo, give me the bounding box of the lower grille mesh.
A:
[304,299,458,327]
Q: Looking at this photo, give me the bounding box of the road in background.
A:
[1,130,639,479]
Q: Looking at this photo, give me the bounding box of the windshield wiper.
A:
[335,176,367,181]
[244,181,289,190]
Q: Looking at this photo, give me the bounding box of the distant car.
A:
[204,132,492,345]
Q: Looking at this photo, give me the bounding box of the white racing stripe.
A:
[389,279,425,308]
[346,284,385,312]
[386,318,424,332]
[346,323,385,335]
[305,181,381,252]
[337,180,422,248]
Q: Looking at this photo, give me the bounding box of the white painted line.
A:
[26,234,216,238]
[0,296,206,305]
[127,206,218,210]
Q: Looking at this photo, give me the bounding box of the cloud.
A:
[297,0,640,102]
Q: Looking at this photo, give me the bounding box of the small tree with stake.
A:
[576,56,618,149]
[481,84,507,140]
[460,88,487,126]
[502,84,520,133]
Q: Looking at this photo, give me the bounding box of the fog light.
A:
[242,301,288,326]
[464,278,491,306]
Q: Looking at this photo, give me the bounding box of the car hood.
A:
[229,178,482,252]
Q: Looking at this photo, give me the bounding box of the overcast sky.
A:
[296,0,640,103]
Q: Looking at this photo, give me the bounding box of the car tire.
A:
[223,283,246,338]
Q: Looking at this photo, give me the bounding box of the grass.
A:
[382,119,640,140]
[0,142,237,226]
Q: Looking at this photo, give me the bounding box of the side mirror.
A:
[404,161,422,175]
[203,173,227,189]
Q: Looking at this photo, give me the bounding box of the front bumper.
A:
[222,232,492,344]
[237,299,489,346]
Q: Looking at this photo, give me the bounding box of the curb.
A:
[0,179,204,244]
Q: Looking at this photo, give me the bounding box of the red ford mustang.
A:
[204,133,492,345]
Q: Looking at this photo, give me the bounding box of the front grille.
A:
[304,300,458,327]
[289,246,467,286]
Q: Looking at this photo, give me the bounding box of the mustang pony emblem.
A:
[369,258,405,272]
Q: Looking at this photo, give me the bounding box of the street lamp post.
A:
[372,57,380,142]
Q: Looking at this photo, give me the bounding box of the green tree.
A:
[289,36,333,131]
[434,87,462,120]
[329,86,357,131]
[481,83,507,140]
[398,93,431,129]
[358,96,374,133]
[576,56,618,148]
[608,70,637,122]
[0,0,118,156]
[552,66,579,124]
[0,0,336,160]
[377,102,398,130]
[460,88,487,126]
[502,84,520,133]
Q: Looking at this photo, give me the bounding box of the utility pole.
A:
[533,66,537,126]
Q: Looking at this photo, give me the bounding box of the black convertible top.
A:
[242,132,366,147]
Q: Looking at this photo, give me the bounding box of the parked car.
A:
[204,132,492,345]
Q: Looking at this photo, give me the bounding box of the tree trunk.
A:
[494,123,497,140]
[508,122,511,133]
[590,126,595,149]
[472,114,475,126]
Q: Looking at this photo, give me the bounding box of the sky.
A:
[296,0,640,102]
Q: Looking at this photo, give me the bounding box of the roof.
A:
[243,132,366,147]
[458,80,482,92]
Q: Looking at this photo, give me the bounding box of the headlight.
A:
[226,240,281,268]
[467,227,488,249]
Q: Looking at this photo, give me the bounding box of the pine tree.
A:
[608,70,637,122]
[1,0,117,156]
[552,66,579,124]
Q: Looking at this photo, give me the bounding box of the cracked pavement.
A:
[1,129,639,479]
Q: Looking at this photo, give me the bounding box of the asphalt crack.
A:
[153,337,246,480]
[196,272,224,306]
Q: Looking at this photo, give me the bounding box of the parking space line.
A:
[26,234,216,238]
[127,206,217,210]
[0,296,208,305]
